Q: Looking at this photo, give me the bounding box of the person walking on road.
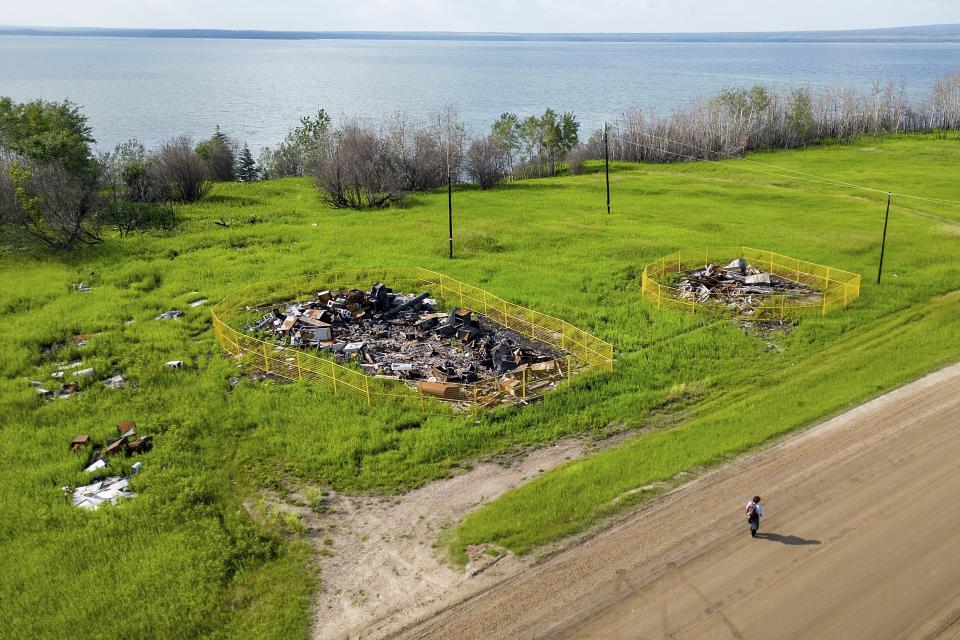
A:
[746,496,763,537]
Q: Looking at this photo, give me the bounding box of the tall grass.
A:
[0,133,958,638]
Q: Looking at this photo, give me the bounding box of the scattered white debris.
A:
[70,476,135,510]
[163,360,184,369]
[50,371,64,379]
[102,375,126,390]
[84,458,107,473]
[74,368,95,378]
[58,361,83,371]
[155,310,184,320]
[188,298,208,308]
[72,282,93,293]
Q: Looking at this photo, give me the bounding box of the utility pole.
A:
[448,170,453,260]
[443,113,453,260]
[604,122,611,215]
[877,192,892,285]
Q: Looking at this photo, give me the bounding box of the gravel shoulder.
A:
[396,362,960,640]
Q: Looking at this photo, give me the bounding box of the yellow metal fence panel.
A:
[210,267,614,412]
[640,247,861,317]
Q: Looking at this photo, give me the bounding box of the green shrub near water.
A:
[0,133,958,638]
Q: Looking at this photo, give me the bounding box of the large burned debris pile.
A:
[678,259,820,314]
[246,282,571,406]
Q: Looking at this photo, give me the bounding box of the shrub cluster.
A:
[603,74,960,162]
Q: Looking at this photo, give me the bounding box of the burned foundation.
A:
[244,282,573,407]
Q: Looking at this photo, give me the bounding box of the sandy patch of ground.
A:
[286,439,586,640]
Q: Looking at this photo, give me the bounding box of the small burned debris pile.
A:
[246,282,571,405]
[65,421,151,510]
[678,259,819,314]
[76,420,153,474]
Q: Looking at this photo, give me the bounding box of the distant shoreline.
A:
[2,23,960,43]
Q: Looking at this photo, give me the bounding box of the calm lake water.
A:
[2,36,960,151]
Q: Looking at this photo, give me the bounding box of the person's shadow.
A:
[755,532,821,545]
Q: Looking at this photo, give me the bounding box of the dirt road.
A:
[400,363,960,640]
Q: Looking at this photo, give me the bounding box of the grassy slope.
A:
[1,133,958,638]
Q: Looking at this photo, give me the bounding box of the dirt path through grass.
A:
[304,439,586,640]
[395,361,960,639]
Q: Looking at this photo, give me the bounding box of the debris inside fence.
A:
[244,282,574,407]
[155,309,184,320]
[677,260,820,314]
[188,298,208,308]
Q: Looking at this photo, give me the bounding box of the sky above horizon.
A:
[4,0,960,33]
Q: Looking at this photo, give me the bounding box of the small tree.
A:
[0,158,101,249]
[0,97,102,250]
[466,135,509,188]
[195,126,236,181]
[315,122,404,209]
[237,144,259,181]
[0,97,96,180]
[786,89,815,145]
[157,137,210,203]
[98,140,175,236]
[260,110,331,178]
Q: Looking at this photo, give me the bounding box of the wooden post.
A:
[296,352,302,380]
[331,361,337,394]
[877,192,892,285]
[365,377,371,407]
[604,122,611,215]
[262,343,270,373]
[522,368,527,401]
[567,355,572,381]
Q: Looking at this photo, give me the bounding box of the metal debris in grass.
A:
[678,259,821,314]
[65,422,153,509]
[244,282,572,406]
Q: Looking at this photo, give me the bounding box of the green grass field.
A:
[2,133,958,639]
